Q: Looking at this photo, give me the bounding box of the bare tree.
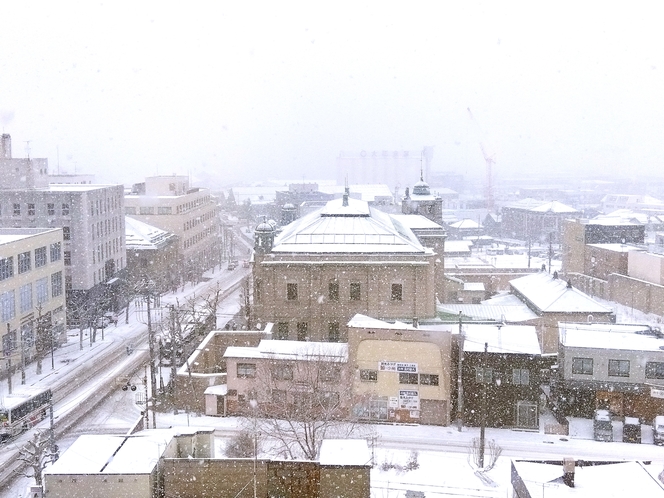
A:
[15,430,57,487]
[247,344,360,460]
[468,437,502,474]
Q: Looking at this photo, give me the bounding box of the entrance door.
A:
[516,401,538,429]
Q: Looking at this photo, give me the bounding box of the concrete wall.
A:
[43,472,153,498]
[629,251,664,286]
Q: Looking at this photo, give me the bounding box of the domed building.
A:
[401,173,443,225]
[252,191,442,342]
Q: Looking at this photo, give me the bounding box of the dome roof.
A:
[282,203,296,210]
[255,221,274,232]
[412,180,431,196]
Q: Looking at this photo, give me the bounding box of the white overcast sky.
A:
[1,2,663,186]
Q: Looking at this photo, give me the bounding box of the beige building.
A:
[125,176,219,282]
[348,314,453,425]
[252,194,441,342]
[0,228,66,369]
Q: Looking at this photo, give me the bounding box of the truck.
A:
[593,409,613,442]
[653,416,664,446]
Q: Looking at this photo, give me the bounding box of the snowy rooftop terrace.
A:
[224,339,348,362]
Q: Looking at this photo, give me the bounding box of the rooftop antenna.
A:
[24,140,31,159]
[420,151,424,182]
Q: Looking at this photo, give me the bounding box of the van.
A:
[593,409,613,442]
[653,416,664,445]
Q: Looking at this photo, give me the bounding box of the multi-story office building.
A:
[0,228,67,369]
[0,134,126,315]
[124,176,220,282]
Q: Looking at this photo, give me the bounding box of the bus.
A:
[0,387,52,442]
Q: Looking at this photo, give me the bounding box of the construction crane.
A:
[467,107,496,210]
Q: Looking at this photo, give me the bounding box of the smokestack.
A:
[562,458,575,488]
[1,134,11,159]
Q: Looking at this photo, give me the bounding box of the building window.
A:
[320,365,341,383]
[237,363,256,378]
[50,242,61,262]
[125,207,137,215]
[254,280,262,303]
[139,206,154,215]
[61,203,70,216]
[360,369,378,382]
[296,322,308,341]
[349,282,361,301]
[391,283,403,301]
[512,369,530,385]
[18,252,31,274]
[64,251,71,266]
[36,277,49,305]
[475,367,493,384]
[47,203,55,216]
[35,247,47,268]
[646,362,664,380]
[608,359,630,378]
[328,281,339,301]
[318,391,340,409]
[27,203,35,216]
[157,206,172,215]
[62,226,71,241]
[19,283,32,313]
[271,389,286,404]
[51,271,63,297]
[272,364,293,381]
[328,322,340,342]
[419,374,439,386]
[0,257,13,281]
[287,283,298,301]
[399,372,419,385]
[276,322,289,340]
[13,203,20,216]
[572,357,593,375]
[0,291,15,321]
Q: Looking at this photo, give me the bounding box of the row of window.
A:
[92,238,122,265]
[91,216,122,241]
[184,209,216,231]
[474,367,531,386]
[275,321,341,342]
[3,202,70,217]
[572,357,664,379]
[90,195,121,217]
[0,243,62,281]
[359,369,440,386]
[183,226,214,250]
[284,282,403,302]
[176,195,212,214]
[269,364,341,382]
[0,271,63,321]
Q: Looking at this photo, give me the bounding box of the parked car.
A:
[593,409,613,442]
[622,416,641,443]
[227,260,238,270]
[653,416,664,445]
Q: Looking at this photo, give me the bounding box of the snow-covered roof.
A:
[271,197,426,254]
[44,432,171,475]
[204,384,228,396]
[444,240,473,253]
[224,340,348,362]
[125,216,176,249]
[449,218,480,229]
[559,322,664,352]
[391,214,444,230]
[586,243,643,253]
[463,282,485,291]
[317,183,394,203]
[529,200,578,213]
[509,272,614,314]
[0,228,60,245]
[439,303,538,322]
[319,439,371,466]
[462,324,541,355]
[512,460,664,497]
[347,313,417,330]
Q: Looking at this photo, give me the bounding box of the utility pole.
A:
[479,341,488,469]
[456,312,464,432]
[20,325,26,385]
[6,323,11,394]
[170,305,178,415]
[147,292,157,430]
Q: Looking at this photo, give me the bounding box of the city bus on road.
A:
[0,387,52,442]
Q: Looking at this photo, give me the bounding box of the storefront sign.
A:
[379,361,418,373]
[389,397,399,408]
[651,387,664,399]
[399,389,420,410]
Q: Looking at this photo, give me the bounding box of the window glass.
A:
[608,359,630,377]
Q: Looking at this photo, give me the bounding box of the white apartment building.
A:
[0,228,67,368]
[125,176,219,281]
[0,134,126,315]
